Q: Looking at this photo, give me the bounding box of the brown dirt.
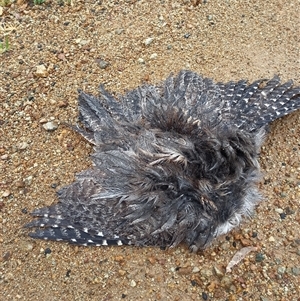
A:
[1,1,299,301]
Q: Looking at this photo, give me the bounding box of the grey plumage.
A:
[25,70,300,252]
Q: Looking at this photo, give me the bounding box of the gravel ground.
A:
[1,1,299,300]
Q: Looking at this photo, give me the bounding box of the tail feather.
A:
[29,227,130,246]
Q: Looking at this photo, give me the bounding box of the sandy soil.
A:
[1,1,299,300]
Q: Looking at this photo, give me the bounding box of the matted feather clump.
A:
[25,71,300,252]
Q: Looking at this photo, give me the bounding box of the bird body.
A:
[26,71,300,252]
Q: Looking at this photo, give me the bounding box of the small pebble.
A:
[58,101,68,108]
[177,266,192,275]
[147,256,156,264]
[213,265,224,277]
[255,253,265,262]
[114,256,124,262]
[191,280,198,287]
[2,190,11,197]
[202,292,208,300]
[150,53,157,60]
[16,180,25,188]
[97,59,109,69]
[192,266,200,273]
[268,236,275,242]
[35,64,48,77]
[18,142,29,150]
[279,212,286,219]
[44,248,52,255]
[118,269,126,276]
[75,39,89,45]
[144,37,154,46]
[115,28,124,35]
[207,281,217,292]
[25,243,34,251]
[130,279,136,287]
[275,208,284,214]
[240,238,252,247]
[25,176,33,186]
[39,118,48,124]
[137,58,145,64]
[200,268,213,278]
[277,266,286,274]
[43,121,58,131]
[291,267,300,276]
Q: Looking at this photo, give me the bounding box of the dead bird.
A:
[25,70,300,252]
